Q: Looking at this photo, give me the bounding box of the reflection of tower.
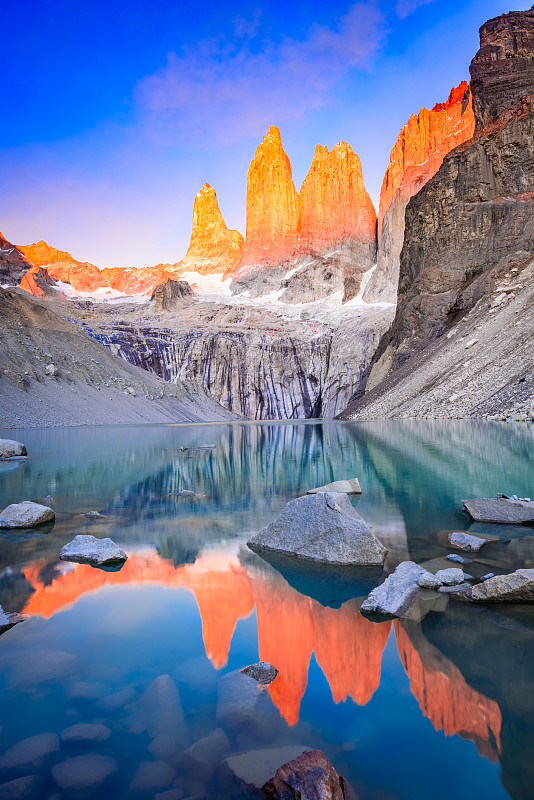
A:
[394,621,502,760]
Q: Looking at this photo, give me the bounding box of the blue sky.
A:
[0,0,527,266]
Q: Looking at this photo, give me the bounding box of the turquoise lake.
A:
[0,420,533,799]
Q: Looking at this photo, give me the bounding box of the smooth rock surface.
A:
[0,733,60,771]
[0,776,43,800]
[52,754,118,798]
[225,747,312,790]
[361,561,425,618]
[129,761,175,793]
[471,569,534,603]
[182,728,231,776]
[140,674,188,745]
[248,493,387,566]
[0,440,27,459]
[435,568,465,586]
[216,670,278,736]
[240,662,279,685]
[0,502,54,530]
[307,479,361,495]
[60,723,111,743]
[60,535,127,566]
[462,499,534,524]
[449,531,488,551]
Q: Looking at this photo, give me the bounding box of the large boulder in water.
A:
[60,535,127,566]
[471,569,534,603]
[462,498,534,524]
[247,493,387,566]
[0,502,54,529]
[0,440,27,459]
[361,561,426,619]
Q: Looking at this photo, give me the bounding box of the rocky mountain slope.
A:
[0,287,239,427]
[0,233,32,287]
[342,5,534,420]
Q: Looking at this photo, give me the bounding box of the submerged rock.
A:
[0,776,43,800]
[225,746,313,791]
[216,669,278,737]
[0,440,27,460]
[140,674,188,745]
[361,561,425,618]
[0,733,60,772]
[83,511,105,521]
[0,502,54,530]
[448,531,487,551]
[471,569,534,603]
[248,493,387,566]
[128,761,175,793]
[446,553,472,564]
[462,498,534,524]
[307,479,361,495]
[61,723,111,743]
[60,535,127,566]
[241,662,278,685]
[182,728,231,778]
[52,754,118,798]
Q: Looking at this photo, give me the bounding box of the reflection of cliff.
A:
[395,621,501,761]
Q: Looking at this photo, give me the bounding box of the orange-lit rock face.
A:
[101,266,175,295]
[300,142,377,254]
[234,126,300,275]
[177,184,244,275]
[18,241,108,293]
[378,82,475,232]
[395,622,502,761]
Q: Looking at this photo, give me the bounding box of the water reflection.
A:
[1,420,532,799]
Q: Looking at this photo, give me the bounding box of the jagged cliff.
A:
[342,5,534,420]
[0,233,33,287]
[176,183,244,275]
[363,83,475,304]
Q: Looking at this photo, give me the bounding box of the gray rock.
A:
[248,493,387,566]
[307,479,361,495]
[435,568,465,586]
[225,747,312,791]
[417,572,442,590]
[438,582,473,596]
[0,502,54,530]
[481,573,495,582]
[60,535,127,566]
[263,748,347,800]
[83,511,105,520]
[471,569,534,602]
[448,531,488,551]
[140,675,188,745]
[0,776,43,800]
[0,606,24,635]
[0,440,27,459]
[52,754,118,798]
[128,761,175,793]
[240,662,278,685]
[446,554,472,564]
[462,498,534,524]
[61,723,111,743]
[182,728,231,777]
[0,733,60,772]
[216,670,278,737]
[361,561,425,618]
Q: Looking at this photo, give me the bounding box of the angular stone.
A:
[471,569,534,603]
[60,535,127,566]
[435,568,465,586]
[0,502,54,530]
[240,662,278,685]
[129,761,175,793]
[438,582,473,597]
[307,479,361,495]
[418,573,442,590]
[98,686,137,711]
[0,440,27,459]
[61,723,111,743]
[0,606,24,636]
[140,675,188,745]
[52,754,118,798]
[0,776,43,800]
[448,531,488,551]
[446,553,472,564]
[0,733,60,771]
[182,728,231,777]
[462,498,534,524]
[248,493,387,566]
[361,561,426,618]
[216,670,278,737]
[263,749,347,800]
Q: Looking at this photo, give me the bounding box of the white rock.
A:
[0,502,55,530]
[307,478,361,495]
[361,561,425,618]
[0,440,27,459]
[60,535,127,566]
[418,573,442,590]
[435,568,465,586]
[448,531,487,551]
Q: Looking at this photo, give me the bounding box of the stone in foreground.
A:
[263,749,349,800]
[462,498,534,524]
[241,661,279,685]
[471,569,534,603]
[60,535,127,566]
[361,561,425,618]
[248,493,387,566]
[448,531,487,551]
[307,478,361,495]
[0,502,55,530]
[0,440,27,460]
[225,747,312,791]
[418,573,442,590]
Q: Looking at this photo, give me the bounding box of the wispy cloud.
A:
[395,0,436,19]
[133,3,386,147]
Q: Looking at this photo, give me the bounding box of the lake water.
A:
[0,420,533,800]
